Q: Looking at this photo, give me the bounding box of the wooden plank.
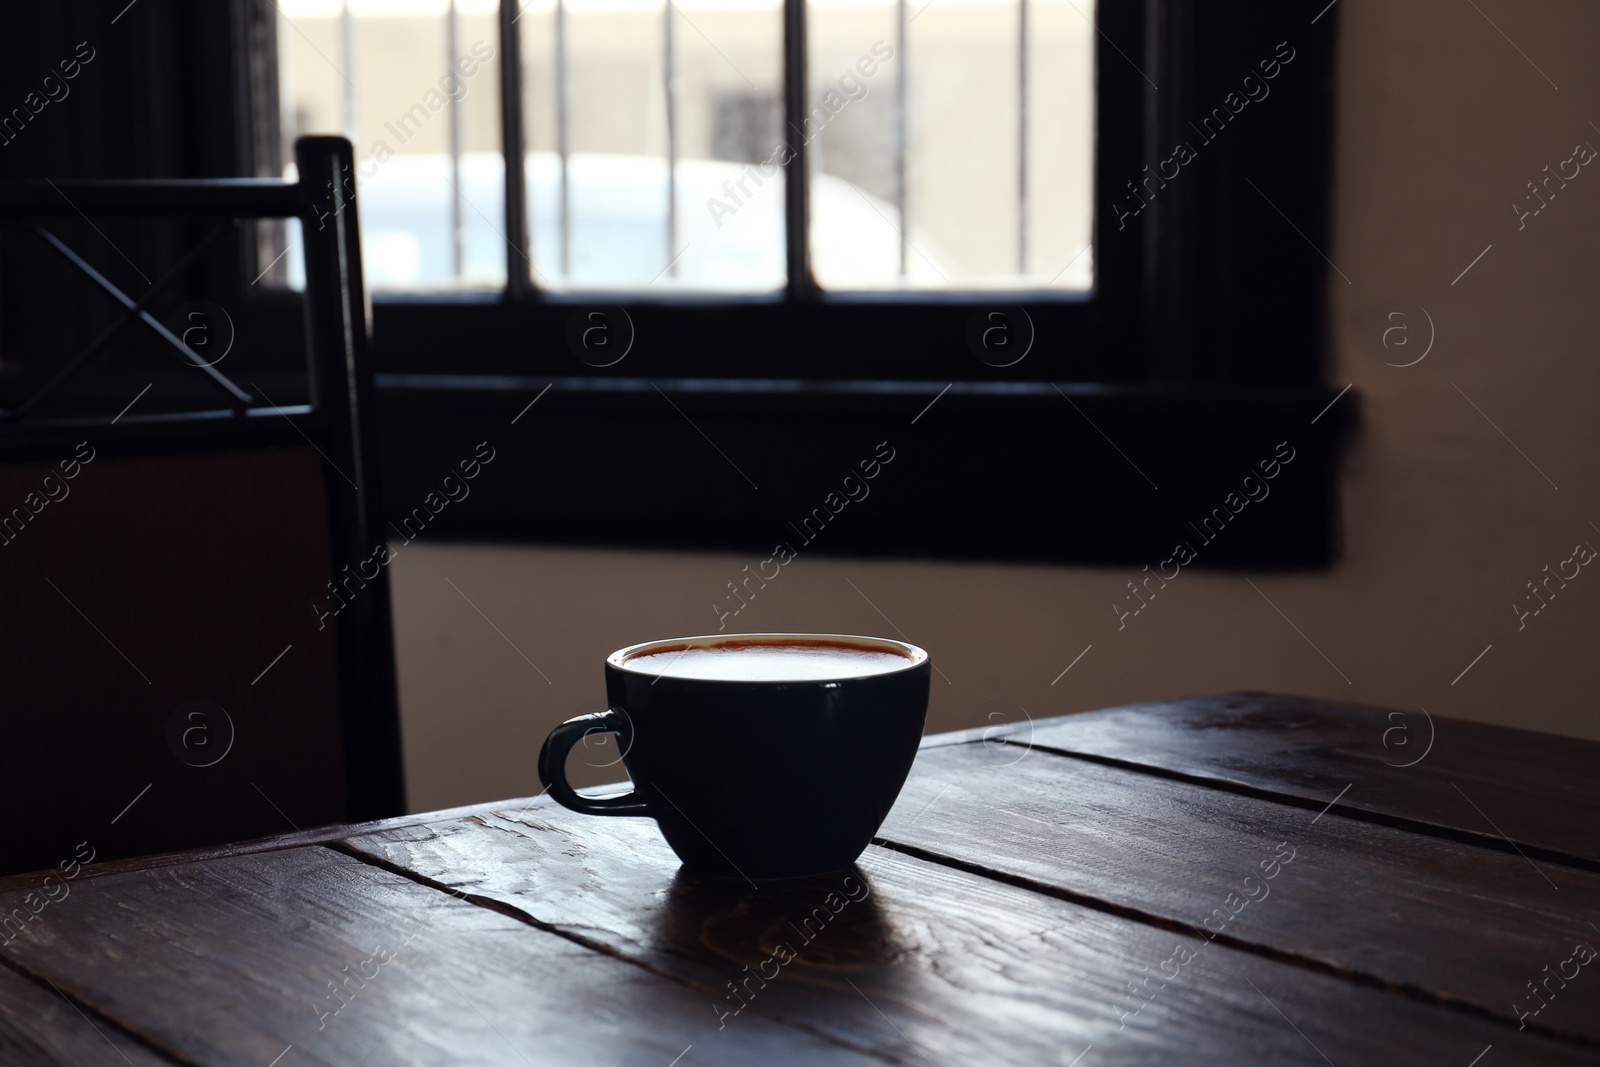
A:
[878,742,1600,1045]
[0,794,545,892]
[1014,692,1600,863]
[0,845,885,1067]
[0,963,175,1067]
[345,802,1589,1065]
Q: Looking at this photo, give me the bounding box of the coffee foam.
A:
[626,642,911,682]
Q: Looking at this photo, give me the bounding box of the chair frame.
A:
[0,136,405,822]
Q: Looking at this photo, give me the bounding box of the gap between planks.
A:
[864,835,1600,1052]
[994,737,1600,875]
[3,727,1591,1061]
[0,795,552,894]
[320,840,907,1066]
[335,818,1597,1056]
[0,945,205,1067]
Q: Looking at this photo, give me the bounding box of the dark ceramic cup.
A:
[537,633,931,880]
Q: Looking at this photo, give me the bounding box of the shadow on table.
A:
[656,865,906,978]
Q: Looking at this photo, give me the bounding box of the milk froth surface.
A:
[627,644,910,681]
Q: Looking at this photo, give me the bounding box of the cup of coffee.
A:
[538,633,931,880]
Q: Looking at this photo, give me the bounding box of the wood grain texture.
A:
[879,741,1600,1045]
[0,963,175,1067]
[0,845,884,1067]
[5,693,1595,1066]
[1017,691,1600,863]
[0,794,544,892]
[344,802,1588,1065]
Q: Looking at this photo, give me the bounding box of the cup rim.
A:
[608,632,929,683]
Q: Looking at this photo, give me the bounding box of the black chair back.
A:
[0,137,404,875]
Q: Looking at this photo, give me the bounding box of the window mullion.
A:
[448,0,465,281]
[1017,0,1029,276]
[555,0,573,278]
[499,0,533,297]
[664,0,680,278]
[895,0,908,279]
[782,0,811,299]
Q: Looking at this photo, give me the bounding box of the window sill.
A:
[373,376,1354,569]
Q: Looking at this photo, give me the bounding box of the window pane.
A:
[518,0,786,292]
[807,0,1094,290]
[277,0,508,291]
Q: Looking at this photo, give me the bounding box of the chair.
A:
[0,137,404,876]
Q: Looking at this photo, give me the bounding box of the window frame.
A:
[383,0,1144,375]
[253,0,1349,567]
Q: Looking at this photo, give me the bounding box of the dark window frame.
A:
[373,0,1349,568]
[347,0,1149,382]
[139,0,1353,567]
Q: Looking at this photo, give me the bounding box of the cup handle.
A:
[538,710,651,817]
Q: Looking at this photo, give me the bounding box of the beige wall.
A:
[389,0,1600,812]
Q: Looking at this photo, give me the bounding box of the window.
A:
[272,0,507,290]
[272,0,1093,293]
[246,0,1347,566]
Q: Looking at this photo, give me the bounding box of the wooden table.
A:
[4,692,1598,1066]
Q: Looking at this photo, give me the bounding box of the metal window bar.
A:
[782,0,809,297]
[500,0,825,294]
[448,0,466,280]
[340,0,357,140]
[894,0,908,279]
[499,0,532,296]
[663,0,680,279]
[1018,0,1029,276]
[556,0,573,278]
[258,0,293,288]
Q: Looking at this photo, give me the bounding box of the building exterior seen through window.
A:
[275,0,1093,293]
